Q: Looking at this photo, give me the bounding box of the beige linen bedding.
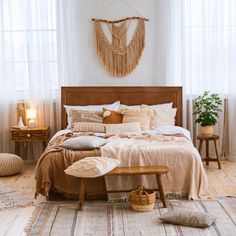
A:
[101,134,208,200]
[35,132,208,200]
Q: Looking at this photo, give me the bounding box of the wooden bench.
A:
[78,165,169,210]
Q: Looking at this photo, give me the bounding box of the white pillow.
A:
[64,101,120,112]
[59,136,107,150]
[151,108,177,129]
[64,156,120,178]
[120,104,141,110]
[142,102,173,110]
[105,122,142,135]
[120,102,172,112]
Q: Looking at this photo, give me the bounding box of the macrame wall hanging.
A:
[92,16,149,77]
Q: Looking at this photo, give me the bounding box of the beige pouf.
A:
[0,153,24,176]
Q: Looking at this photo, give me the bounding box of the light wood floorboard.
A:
[0,160,236,236]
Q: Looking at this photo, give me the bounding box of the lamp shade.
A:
[26,109,36,119]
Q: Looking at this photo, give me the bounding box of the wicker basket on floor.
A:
[129,186,156,212]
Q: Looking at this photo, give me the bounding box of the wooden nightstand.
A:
[10,126,50,158]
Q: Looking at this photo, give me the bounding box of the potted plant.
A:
[193,91,222,136]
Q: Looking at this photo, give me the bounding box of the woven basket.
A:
[129,186,156,212]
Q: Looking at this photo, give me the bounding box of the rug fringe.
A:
[24,204,43,236]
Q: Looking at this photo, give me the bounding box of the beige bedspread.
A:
[101,134,208,200]
[35,132,208,200]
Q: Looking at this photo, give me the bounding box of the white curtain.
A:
[0,0,65,157]
[165,0,236,160]
[1,0,236,161]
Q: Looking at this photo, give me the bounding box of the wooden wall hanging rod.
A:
[92,16,149,23]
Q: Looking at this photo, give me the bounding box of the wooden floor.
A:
[0,160,236,235]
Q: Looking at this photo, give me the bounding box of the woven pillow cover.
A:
[64,156,120,178]
[160,209,216,228]
[122,109,153,130]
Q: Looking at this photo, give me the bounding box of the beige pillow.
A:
[73,122,105,133]
[66,109,103,129]
[122,109,153,130]
[142,105,177,129]
[64,156,120,178]
[160,209,216,228]
[59,136,106,150]
[105,122,142,135]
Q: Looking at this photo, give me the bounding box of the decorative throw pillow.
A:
[122,109,153,130]
[150,108,177,129]
[160,209,216,228]
[103,109,123,124]
[73,122,106,133]
[142,105,177,129]
[64,101,120,112]
[64,156,120,178]
[105,122,142,135]
[59,136,107,150]
[66,109,103,129]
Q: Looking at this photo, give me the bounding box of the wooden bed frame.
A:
[61,86,182,129]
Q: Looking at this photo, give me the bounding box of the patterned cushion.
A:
[0,153,24,176]
[122,109,153,130]
[73,122,105,133]
[160,209,216,228]
[103,109,123,124]
[66,109,103,129]
[64,156,120,178]
[142,105,177,129]
[151,108,177,129]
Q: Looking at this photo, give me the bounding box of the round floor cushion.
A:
[0,153,24,176]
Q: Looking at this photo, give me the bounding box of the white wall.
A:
[63,0,171,86]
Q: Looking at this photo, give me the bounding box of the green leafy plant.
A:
[193,91,222,127]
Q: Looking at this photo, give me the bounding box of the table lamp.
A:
[26,108,36,128]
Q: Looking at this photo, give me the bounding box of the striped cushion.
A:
[122,109,153,130]
[73,122,105,133]
[0,153,23,176]
[105,122,142,135]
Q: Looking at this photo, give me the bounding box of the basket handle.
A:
[139,190,150,204]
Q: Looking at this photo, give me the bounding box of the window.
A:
[0,0,58,91]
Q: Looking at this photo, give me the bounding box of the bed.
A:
[35,86,208,200]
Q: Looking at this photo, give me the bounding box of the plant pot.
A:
[201,125,214,137]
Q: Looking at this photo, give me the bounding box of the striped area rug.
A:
[26,197,236,236]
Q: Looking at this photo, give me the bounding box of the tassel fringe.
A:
[95,19,145,77]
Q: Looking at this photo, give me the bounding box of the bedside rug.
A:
[0,183,34,211]
[25,197,236,236]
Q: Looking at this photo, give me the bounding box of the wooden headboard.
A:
[61,86,182,129]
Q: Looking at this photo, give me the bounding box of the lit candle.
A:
[26,109,36,128]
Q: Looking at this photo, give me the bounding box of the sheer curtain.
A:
[166,0,236,160]
[0,0,65,157]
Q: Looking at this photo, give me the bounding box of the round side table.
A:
[197,134,221,169]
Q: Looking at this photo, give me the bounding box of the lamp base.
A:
[28,119,36,128]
